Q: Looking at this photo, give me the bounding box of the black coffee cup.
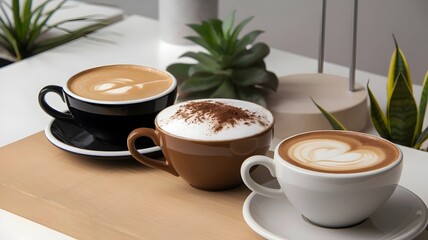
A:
[38,64,177,147]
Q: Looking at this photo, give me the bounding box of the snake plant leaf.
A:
[388,73,418,146]
[367,82,391,140]
[311,98,347,130]
[234,42,269,68]
[415,70,428,137]
[166,63,192,84]
[387,35,412,100]
[209,79,237,99]
[238,87,266,107]
[414,125,428,149]
[179,75,224,94]
[231,67,268,86]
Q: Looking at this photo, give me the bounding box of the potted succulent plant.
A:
[0,0,108,64]
[315,36,428,151]
[166,12,278,107]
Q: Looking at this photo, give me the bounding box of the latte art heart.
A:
[288,138,385,172]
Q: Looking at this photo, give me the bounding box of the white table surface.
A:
[0,14,427,239]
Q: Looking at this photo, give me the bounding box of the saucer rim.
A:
[44,118,161,157]
[243,181,428,240]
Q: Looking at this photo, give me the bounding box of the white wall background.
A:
[87,0,428,85]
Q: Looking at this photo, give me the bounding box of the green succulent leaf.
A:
[367,82,391,140]
[237,87,266,107]
[181,52,219,68]
[415,70,428,140]
[229,16,253,39]
[235,30,264,54]
[166,63,193,84]
[206,19,223,46]
[234,42,269,68]
[178,88,216,102]
[167,12,274,106]
[209,80,237,99]
[259,71,279,92]
[179,75,224,94]
[388,73,418,146]
[222,11,235,38]
[311,98,347,130]
[231,67,268,86]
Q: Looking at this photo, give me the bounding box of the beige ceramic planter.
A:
[267,73,369,139]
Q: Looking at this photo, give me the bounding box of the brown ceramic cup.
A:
[127,99,274,191]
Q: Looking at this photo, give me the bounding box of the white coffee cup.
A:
[241,130,403,228]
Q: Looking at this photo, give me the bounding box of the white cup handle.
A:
[241,155,283,198]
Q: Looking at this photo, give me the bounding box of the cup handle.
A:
[241,155,283,198]
[127,128,179,176]
[38,85,74,120]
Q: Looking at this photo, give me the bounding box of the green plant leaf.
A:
[209,80,237,99]
[234,42,269,68]
[206,19,223,46]
[181,51,220,69]
[31,23,106,56]
[237,87,266,107]
[415,70,428,139]
[231,67,268,86]
[387,35,412,100]
[228,16,253,51]
[166,63,193,84]
[179,75,223,94]
[367,82,391,140]
[388,73,418,146]
[12,0,23,42]
[414,125,428,149]
[259,71,279,92]
[235,30,264,54]
[0,0,107,60]
[311,98,347,130]
[185,36,219,58]
[222,11,235,38]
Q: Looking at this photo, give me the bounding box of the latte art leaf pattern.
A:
[289,139,385,171]
[93,78,170,95]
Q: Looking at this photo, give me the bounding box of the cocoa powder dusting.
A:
[172,100,269,133]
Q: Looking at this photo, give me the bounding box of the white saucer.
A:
[243,181,428,240]
[44,118,161,159]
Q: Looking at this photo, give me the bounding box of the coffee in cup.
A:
[279,131,399,174]
[67,65,173,101]
[127,99,274,191]
[39,64,177,146]
[241,130,402,228]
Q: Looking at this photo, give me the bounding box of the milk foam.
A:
[92,78,170,96]
[157,99,273,141]
[288,138,385,172]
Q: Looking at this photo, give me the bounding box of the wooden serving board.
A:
[0,132,265,239]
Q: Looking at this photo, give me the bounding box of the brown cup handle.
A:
[127,128,179,176]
